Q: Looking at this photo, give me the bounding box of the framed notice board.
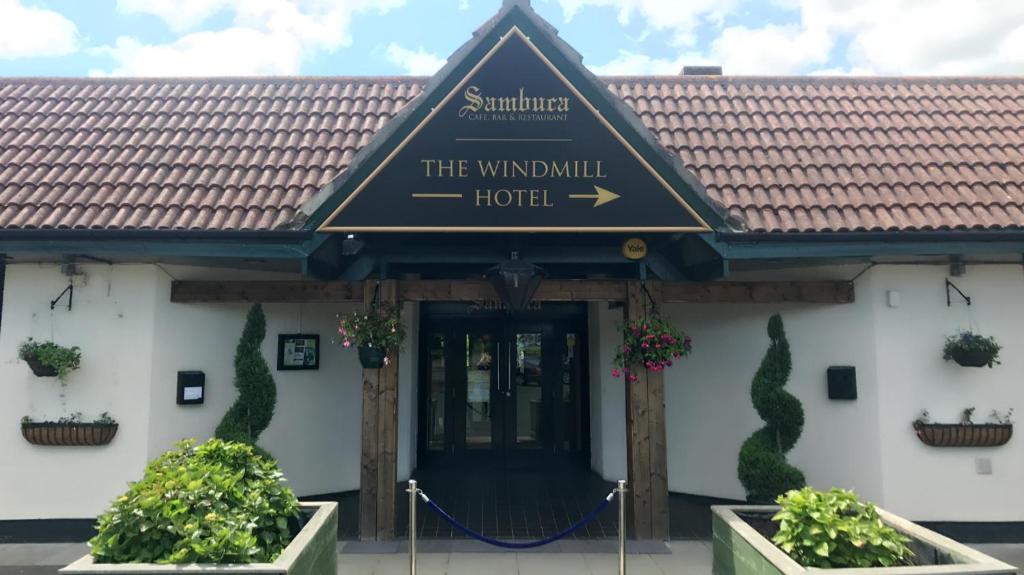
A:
[277,334,320,371]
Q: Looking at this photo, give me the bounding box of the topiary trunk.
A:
[215,304,276,457]
[738,313,805,502]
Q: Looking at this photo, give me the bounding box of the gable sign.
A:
[319,27,711,233]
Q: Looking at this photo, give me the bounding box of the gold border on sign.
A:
[317,26,712,234]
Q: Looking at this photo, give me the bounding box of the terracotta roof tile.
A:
[0,76,1022,232]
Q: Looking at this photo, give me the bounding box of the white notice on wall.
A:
[182,386,203,401]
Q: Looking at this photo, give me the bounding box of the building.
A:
[3,0,1024,542]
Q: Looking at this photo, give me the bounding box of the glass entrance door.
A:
[418,308,588,468]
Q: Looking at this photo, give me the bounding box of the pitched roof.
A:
[0,75,1022,233]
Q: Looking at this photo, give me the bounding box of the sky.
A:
[0,0,1022,78]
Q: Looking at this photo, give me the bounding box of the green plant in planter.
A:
[772,487,913,568]
[90,439,299,564]
[215,304,276,457]
[337,304,406,368]
[17,338,81,382]
[738,313,805,502]
[943,331,1001,368]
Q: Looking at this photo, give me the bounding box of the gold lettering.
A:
[531,160,549,178]
[478,160,500,178]
[595,160,606,178]
[494,189,512,207]
[420,159,436,177]
[511,161,528,178]
[437,160,457,178]
[475,189,491,207]
[557,98,569,112]
[543,189,553,207]
[459,86,483,118]
[551,161,569,178]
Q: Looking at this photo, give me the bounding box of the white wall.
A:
[588,302,627,482]
[1,264,158,519]
[1,263,418,520]
[663,265,885,504]
[871,265,1024,521]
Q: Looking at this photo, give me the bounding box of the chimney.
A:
[681,65,722,76]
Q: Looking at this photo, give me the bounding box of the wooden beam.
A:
[625,280,662,540]
[397,279,627,302]
[171,280,362,303]
[358,280,400,541]
[170,279,853,304]
[375,280,399,541]
[662,281,854,304]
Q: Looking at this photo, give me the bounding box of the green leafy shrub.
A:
[772,487,913,568]
[215,304,277,455]
[18,338,81,382]
[90,439,299,564]
[737,313,805,502]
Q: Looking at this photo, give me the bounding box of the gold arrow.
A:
[569,185,620,207]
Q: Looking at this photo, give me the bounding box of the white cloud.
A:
[556,0,739,47]
[96,0,406,76]
[0,0,78,59]
[589,50,695,75]
[116,0,229,33]
[385,43,446,75]
[583,0,1024,76]
[710,23,831,74]
[92,30,302,76]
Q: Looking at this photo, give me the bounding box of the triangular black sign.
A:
[319,27,710,232]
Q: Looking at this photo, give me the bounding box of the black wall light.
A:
[486,253,546,312]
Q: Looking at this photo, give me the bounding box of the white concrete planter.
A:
[60,502,337,575]
[713,505,1016,575]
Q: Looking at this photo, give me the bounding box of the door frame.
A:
[416,302,590,470]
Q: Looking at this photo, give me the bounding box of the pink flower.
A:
[627,373,639,383]
[611,368,622,378]
[641,342,649,349]
[384,356,391,366]
[343,340,351,348]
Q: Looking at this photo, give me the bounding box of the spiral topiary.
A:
[738,313,805,502]
[215,304,276,457]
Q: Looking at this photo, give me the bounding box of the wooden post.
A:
[624,280,669,540]
[359,279,400,541]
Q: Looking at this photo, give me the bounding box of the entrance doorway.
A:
[417,303,590,469]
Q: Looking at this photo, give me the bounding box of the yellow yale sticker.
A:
[622,238,647,260]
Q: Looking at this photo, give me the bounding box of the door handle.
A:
[506,341,513,396]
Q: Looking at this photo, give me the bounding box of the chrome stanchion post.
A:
[408,479,417,575]
[617,480,627,575]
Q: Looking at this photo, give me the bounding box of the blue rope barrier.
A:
[417,489,615,549]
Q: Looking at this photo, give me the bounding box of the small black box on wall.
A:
[827,366,857,400]
[177,371,205,405]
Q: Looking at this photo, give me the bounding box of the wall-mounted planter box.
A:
[24,356,58,377]
[913,423,1012,447]
[21,423,118,446]
[713,505,1016,575]
[61,502,337,575]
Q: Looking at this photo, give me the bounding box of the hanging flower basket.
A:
[18,338,81,381]
[24,356,58,377]
[913,422,1012,447]
[611,315,692,382]
[21,422,119,446]
[358,346,387,369]
[943,331,1001,368]
[337,304,406,370]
